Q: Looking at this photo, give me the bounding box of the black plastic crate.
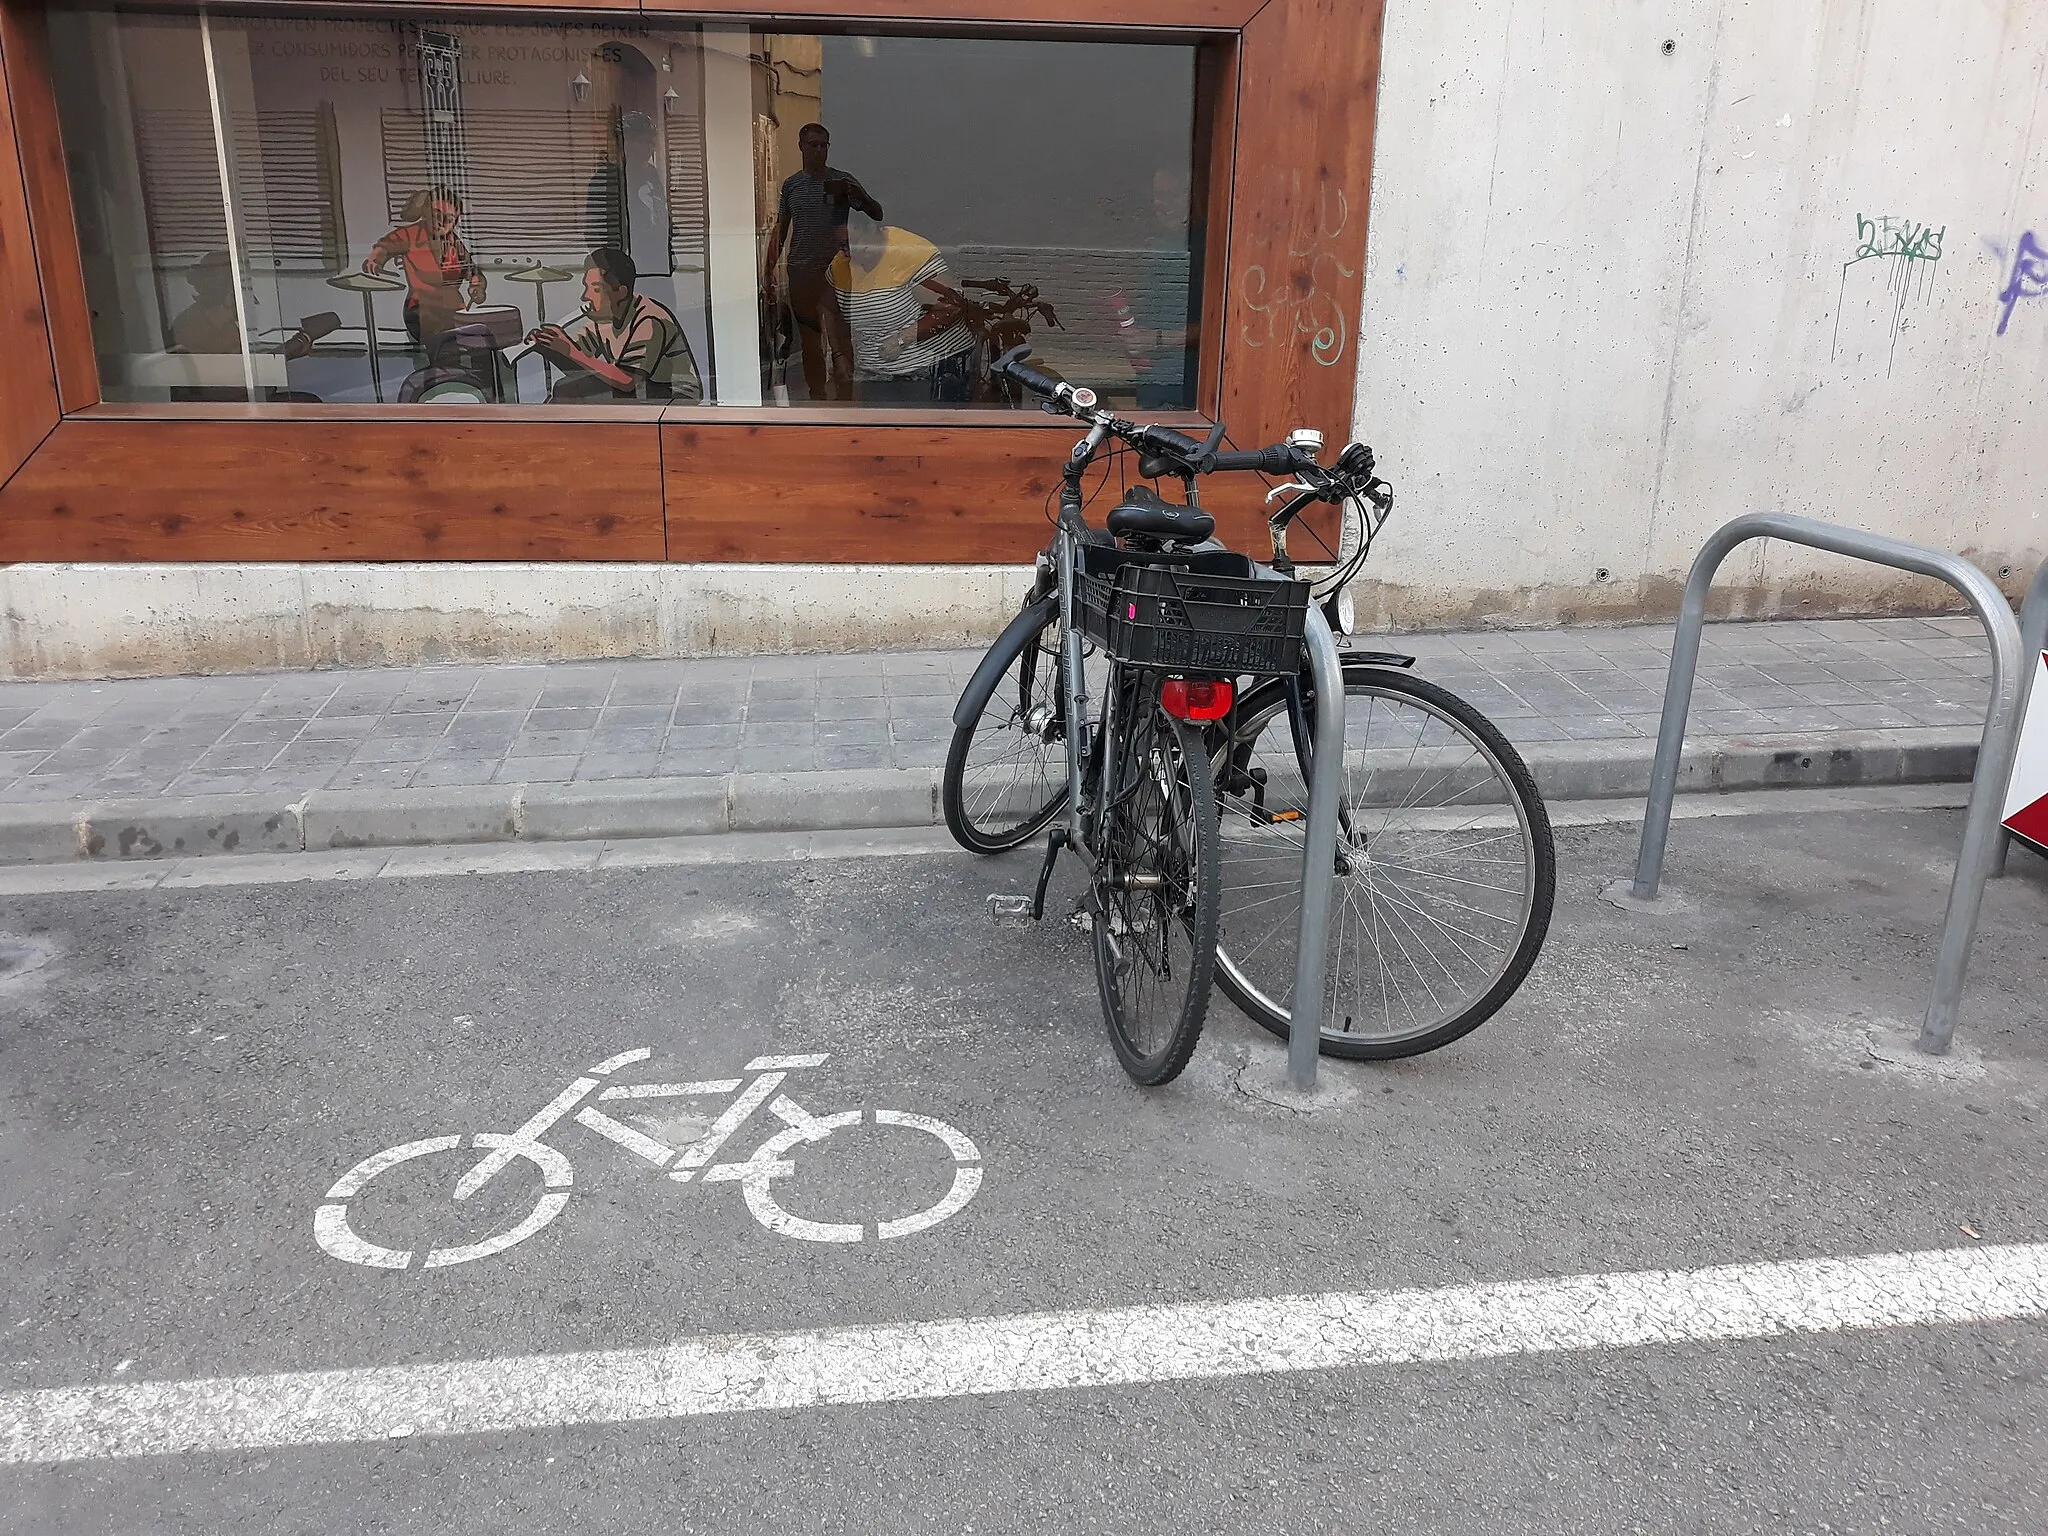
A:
[1078,545,1308,677]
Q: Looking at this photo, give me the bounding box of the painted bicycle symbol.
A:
[314,1049,983,1271]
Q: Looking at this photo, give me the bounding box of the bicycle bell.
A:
[1286,427,1324,459]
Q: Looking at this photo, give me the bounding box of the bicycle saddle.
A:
[1106,485,1216,544]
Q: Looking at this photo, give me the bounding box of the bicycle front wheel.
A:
[943,597,1069,854]
[1092,688,1220,1086]
[1212,667,1554,1059]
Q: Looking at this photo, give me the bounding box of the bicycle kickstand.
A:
[986,826,1070,924]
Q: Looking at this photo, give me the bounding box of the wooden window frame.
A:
[0,0,1384,564]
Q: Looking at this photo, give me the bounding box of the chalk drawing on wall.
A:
[1240,176,1356,368]
[1831,213,1944,373]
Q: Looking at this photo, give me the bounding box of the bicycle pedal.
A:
[988,894,1035,923]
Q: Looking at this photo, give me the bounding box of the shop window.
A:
[48,9,1203,411]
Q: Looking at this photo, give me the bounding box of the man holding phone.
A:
[763,123,882,402]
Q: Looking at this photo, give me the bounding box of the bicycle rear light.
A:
[1161,678,1234,721]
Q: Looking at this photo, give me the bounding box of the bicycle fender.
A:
[1341,652,1417,674]
[1229,654,1417,725]
[951,595,1059,729]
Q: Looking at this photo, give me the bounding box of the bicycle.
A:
[313,1048,983,1271]
[946,347,1307,1085]
[946,347,1555,1069]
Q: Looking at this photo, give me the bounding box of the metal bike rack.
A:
[1994,554,2048,875]
[1285,605,1347,1092]
[1626,512,2025,1057]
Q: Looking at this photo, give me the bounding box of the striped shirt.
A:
[568,294,703,400]
[777,168,860,286]
[828,230,975,379]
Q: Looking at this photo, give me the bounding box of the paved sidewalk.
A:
[0,615,1995,804]
[0,613,2002,865]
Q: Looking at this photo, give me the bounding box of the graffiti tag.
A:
[1995,230,2048,335]
[1240,178,1356,368]
[1848,214,1945,268]
[1833,213,1945,372]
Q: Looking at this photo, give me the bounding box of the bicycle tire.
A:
[1093,687,1221,1085]
[1212,667,1554,1060]
[943,597,1070,853]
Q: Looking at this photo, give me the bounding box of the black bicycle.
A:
[945,348,1555,1070]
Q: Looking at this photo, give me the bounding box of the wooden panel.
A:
[662,423,1069,562]
[0,419,666,560]
[0,11,58,485]
[0,0,92,412]
[1219,0,1385,447]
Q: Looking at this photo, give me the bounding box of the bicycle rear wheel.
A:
[1212,667,1554,1059]
[1092,685,1220,1086]
[943,598,1069,854]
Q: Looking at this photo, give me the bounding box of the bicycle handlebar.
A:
[990,347,1379,531]
[1211,444,1310,476]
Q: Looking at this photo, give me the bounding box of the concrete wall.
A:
[0,565,1036,679]
[1349,0,2048,630]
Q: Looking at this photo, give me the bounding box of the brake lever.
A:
[1264,479,1319,504]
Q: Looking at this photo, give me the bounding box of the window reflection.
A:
[754,34,1199,410]
[49,11,1201,411]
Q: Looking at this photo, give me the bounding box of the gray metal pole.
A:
[1996,557,2048,876]
[1287,607,1346,1093]
[1621,512,2023,1055]
[1630,520,1750,900]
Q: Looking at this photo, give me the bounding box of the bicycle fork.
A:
[1057,522,1091,846]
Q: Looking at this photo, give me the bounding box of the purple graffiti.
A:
[1996,230,2048,335]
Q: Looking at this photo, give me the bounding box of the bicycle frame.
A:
[1049,419,1147,859]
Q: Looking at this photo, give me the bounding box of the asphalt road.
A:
[0,802,2044,1533]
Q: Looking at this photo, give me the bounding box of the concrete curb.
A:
[0,729,1984,869]
[1518,727,1981,803]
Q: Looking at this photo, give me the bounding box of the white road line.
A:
[3,1242,2043,1466]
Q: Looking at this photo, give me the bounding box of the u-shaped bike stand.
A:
[1622,512,2033,1056]
[1283,606,1348,1092]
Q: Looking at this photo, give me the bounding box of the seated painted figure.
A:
[529,247,704,404]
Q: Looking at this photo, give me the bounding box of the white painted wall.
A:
[1349,0,2048,628]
